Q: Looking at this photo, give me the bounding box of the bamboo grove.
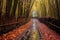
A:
[0,0,34,24]
[0,0,34,34]
[32,0,60,19]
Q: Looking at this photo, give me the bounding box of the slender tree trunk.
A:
[55,0,59,18]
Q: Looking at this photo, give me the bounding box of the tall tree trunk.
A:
[55,0,59,18]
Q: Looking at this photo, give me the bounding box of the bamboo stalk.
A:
[10,0,14,16]
[15,1,18,21]
[2,0,6,16]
